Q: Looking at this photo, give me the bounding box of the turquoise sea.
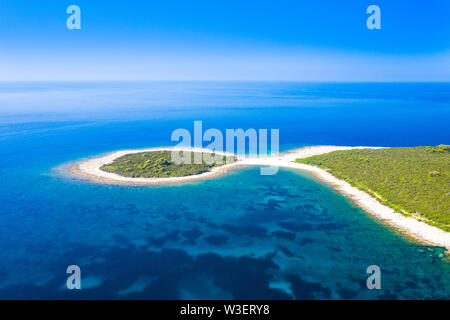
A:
[0,82,449,299]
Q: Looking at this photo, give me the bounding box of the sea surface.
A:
[0,82,449,299]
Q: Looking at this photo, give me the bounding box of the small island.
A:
[100,150,236,178]
[69,147,242,186]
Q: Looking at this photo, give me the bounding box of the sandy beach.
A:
[277,161,450,252]
[67,145,450,251]
[68,147,244,185]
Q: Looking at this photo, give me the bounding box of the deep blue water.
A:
[0,82,449,299]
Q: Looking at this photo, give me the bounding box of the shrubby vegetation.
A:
[101,151,235,178]
[295,145,450,231]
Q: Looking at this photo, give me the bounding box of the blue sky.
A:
[0,0,449,81]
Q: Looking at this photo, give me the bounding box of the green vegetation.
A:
[295,145,450,231]
[101,151,235,178]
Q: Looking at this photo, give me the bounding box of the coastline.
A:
[68,147,244,186]
[66,145,450,251]
[281,162,450,252]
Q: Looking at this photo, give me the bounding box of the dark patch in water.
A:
[277,246,295,257]
[0,244,295,299]
[208,223,268,238]
[278,221,316,232]
[337,287,358,299]
[181,228,202,244]
[148,231,180,247]
[299,238,315,245]
[203,235,228,246]
[278,221,346,232]
[271,230,296,241]
[286,274,331,299]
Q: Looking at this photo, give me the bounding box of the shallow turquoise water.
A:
[0,82,449,299]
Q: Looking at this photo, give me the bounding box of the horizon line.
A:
[1,80,450,84]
